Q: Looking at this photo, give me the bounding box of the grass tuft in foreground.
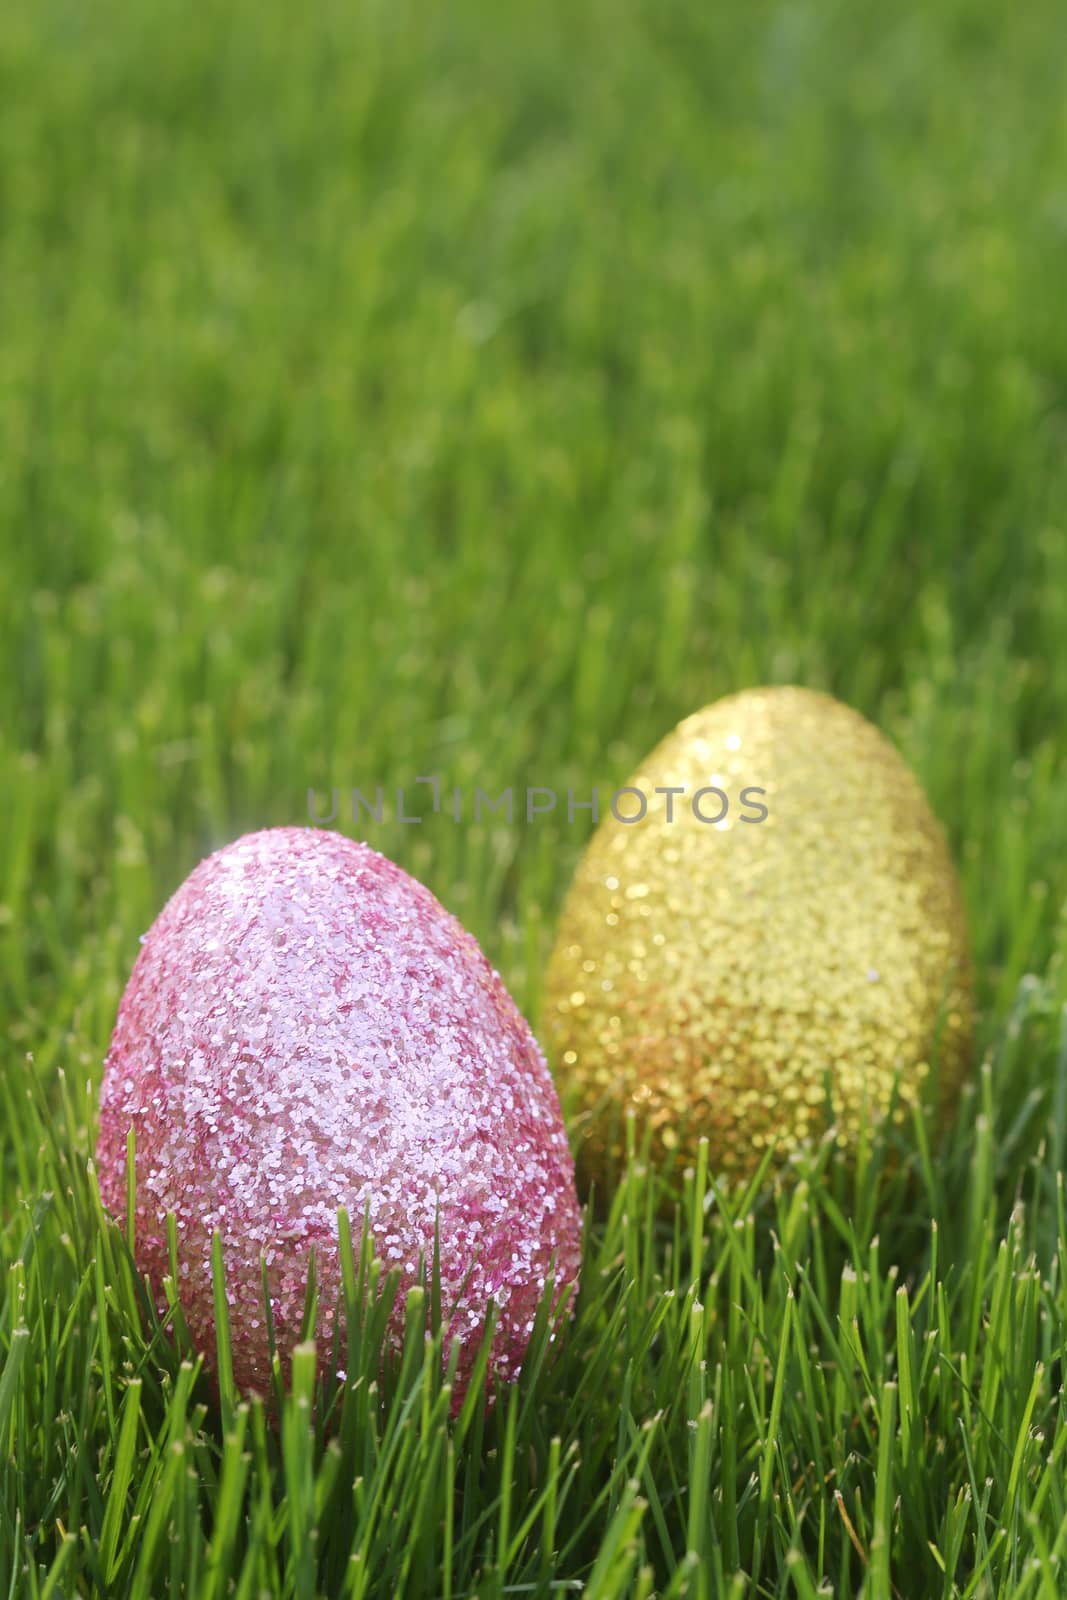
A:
[3,963,1067,1595]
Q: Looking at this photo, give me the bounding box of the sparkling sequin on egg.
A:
[97,828,581,1399]
[544,686,972,1188]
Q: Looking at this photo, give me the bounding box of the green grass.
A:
[4,0,1067,1592]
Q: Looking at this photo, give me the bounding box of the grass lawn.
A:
[4,0,1067,1593]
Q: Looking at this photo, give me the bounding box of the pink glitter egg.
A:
[96,826,581,1401]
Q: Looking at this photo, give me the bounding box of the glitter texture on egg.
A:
[97,827,581,1399]
[544,686,972,1187]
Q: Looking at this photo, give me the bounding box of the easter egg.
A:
[97,827,581,1399]
[544,687,972,1187]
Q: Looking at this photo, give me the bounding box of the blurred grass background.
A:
[3,0,1067,1592]
[4,0,1067,1047]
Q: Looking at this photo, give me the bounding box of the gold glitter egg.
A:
[544,686,972,1188]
